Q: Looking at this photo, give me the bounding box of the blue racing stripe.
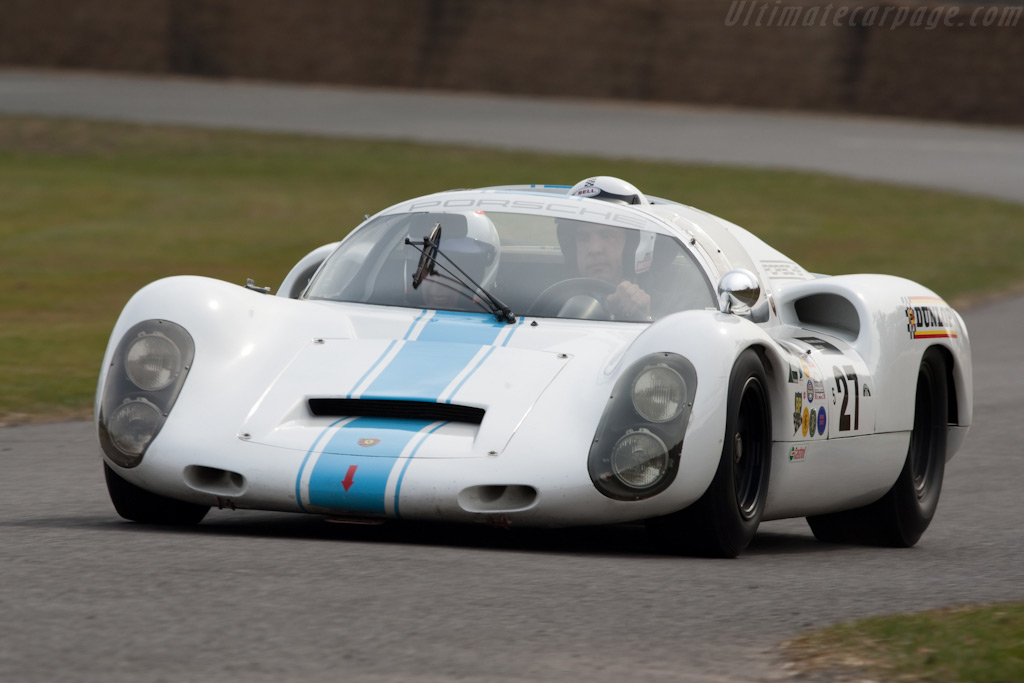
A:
[299,313,521,515]
[362,312,506,401]
[363,341,480,400]
[345,309,428,399]
[416,310,507,345]
[501,315,525,346]
[294,417,347,513]
[443,345,496,404]
[346,339,397,399]
[307,417,432,514]
[403,309,431,339]
[393,421,448,518]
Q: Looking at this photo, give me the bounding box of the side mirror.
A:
[717,269,761,314]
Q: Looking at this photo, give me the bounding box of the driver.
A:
[560,177,654,320]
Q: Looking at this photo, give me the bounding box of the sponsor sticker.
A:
[357,438,381,448]
[793,393,803,435]
[802,407,809,437]
[806,380,814,403]
[809,409,817,436]
[789,445,806,462]
[818,408,826,435]
[903,296,958,340]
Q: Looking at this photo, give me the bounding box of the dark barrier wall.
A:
[1,0,1022,125]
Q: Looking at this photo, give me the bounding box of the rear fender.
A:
[773,274,972,438]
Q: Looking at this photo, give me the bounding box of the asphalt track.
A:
[2,69,1024,203]
[1,70,1023,682]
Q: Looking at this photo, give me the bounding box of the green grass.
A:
[3,115,1024,423]
[784,602,1024,682]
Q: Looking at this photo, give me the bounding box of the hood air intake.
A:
[308,398,485,425]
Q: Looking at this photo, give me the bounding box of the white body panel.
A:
[95,186,972,530]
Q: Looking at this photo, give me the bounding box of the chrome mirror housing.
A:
[717,269,761,314]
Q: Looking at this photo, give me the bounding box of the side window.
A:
[305,217,402,301]
[640,236,717,316]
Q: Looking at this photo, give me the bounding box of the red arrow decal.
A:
[341,465,357,492]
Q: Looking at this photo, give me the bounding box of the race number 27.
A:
[833,365,860,432]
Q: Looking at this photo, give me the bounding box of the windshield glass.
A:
[304,211,715,322]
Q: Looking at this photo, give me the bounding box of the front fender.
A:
[95,275,357,434]
[608,310,783,514]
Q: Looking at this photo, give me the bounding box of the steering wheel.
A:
[530,278,616,318]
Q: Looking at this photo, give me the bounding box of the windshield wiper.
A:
[405,224,516,324]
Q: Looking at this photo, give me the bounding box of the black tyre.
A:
[807,348,948,547]
[648,350,772,558]
[104,462,209,525]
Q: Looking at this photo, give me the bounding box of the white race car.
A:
[95,177,972,557]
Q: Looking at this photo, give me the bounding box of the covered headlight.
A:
[107,399,163,456]
[98,320,194,468]
[632,364,686,423]
[611,429,669,488]
[589,353,697,501]
[125,333,183,391]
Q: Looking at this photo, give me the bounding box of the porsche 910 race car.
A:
[95,177,972,557]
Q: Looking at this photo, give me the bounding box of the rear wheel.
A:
[104,463,209,525]
[807,348,947,547]
[648,350,772,558]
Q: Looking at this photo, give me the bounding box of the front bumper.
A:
[107,408,724,528]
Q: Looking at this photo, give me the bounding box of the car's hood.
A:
[238,304,643,455]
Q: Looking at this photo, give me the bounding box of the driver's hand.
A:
[605,281,651,321]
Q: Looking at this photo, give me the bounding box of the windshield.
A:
[304,210,716,322]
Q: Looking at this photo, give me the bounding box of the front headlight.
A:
[125,333,183,391]
[99,320,194,468]
[107,398,163,456]
[632,364,686,423]
[589,353,697,501]
[611,429,669,488]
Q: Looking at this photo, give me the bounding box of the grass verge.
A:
[783,602,1024,682]
[2,115,1024,423]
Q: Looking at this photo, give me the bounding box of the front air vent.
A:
[309,398,485,424]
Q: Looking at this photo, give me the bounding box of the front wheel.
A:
[648,350,772,558]
[807,347,948,547]
[104,463,209,525]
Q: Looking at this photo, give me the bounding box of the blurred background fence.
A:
[1,0,1021,124]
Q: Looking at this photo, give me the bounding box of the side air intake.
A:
[308,398,485,424]
[793,293,861,341]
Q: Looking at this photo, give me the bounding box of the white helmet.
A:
[447,210,501,290]
[408,211,501,291]
[568,176,649,205]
